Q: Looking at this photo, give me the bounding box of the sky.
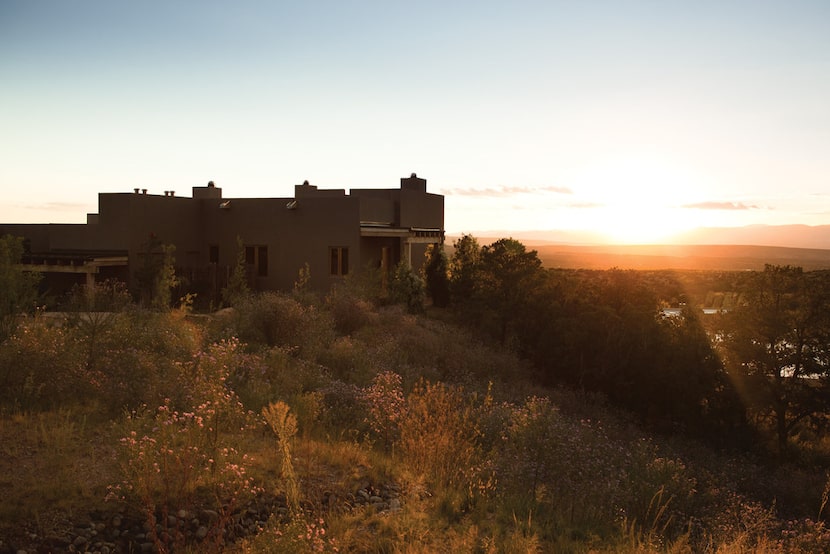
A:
[2,1,829,244]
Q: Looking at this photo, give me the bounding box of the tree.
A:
[477,238,545,344]
[448,234,481,305]
[222,236,250,307]
[0,235,40,341]
[719,265,830,458]
[65,279,132,374]
[422,244,450,307]
[135,235,178,311]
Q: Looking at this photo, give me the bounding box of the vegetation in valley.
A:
[2,232,830,553]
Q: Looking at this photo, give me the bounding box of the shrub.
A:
[262,400,300,513]
[235,292,334,358]
[0,318,88,411]
[361,370,405,451]
[113,398,259,550]
[397,380,485,496]
[388,262,425,314]
[325,288,376,336]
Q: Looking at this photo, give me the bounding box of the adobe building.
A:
[0,174,444,304]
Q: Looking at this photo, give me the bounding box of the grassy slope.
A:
[1,301,828,553]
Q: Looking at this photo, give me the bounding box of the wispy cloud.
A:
[682,201,760,210]
[568,202,604,209]
[444,185,573,197]
[20,202,93,212]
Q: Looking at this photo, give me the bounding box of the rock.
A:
[199,509,219,522]
[389,498,402,511]
[195,526,208,540]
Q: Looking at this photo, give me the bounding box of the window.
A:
[257,246,268,277]
[330,247,349,276]
[244,245,268,277]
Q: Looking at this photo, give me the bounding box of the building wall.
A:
[202,195,362,292]
[2,176,445,299]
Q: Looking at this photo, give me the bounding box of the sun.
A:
[568,156,703,244]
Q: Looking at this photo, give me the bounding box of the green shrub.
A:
[388,262,425,314]
[235,292,335,358]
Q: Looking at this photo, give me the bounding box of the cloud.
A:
[568,202,605,209]
[444,185,573,197]
[19,202,94,213]
[681,201,760,210]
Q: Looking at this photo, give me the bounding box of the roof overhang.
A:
[360,225,444,243]
[18,253,129,274]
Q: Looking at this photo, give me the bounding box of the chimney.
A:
[133,188,140,194]
[401,173,427,192]
[142,189,148,195]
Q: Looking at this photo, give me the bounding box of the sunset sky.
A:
[2,1,829,244]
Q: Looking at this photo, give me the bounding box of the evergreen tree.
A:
[423,244,450,307]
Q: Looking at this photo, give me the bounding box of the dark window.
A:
[244,245,268,277]
[209,245,219,264]
[257,246,268,277]
[329,247,349,276]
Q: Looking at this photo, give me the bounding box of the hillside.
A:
[1,291,829,553]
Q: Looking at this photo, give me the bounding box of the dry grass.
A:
[0,406,118,544]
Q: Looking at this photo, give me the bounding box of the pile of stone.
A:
[7,482,404,553]
[348,482,403,513]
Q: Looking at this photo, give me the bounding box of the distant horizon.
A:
[446,222,830,251]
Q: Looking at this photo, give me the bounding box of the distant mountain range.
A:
[463,224,830,250]
[448,225,830,271]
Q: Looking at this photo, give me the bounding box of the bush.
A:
[397,380,485,492]
[234,292,334,358]
[388,262,425,314]
[325,288,376,336]
[0,318,89,411]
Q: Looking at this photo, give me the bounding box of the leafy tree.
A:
[448,234,481,305]
[422,243,450,307]
[719,265,830,458]
[0,234,40,341]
